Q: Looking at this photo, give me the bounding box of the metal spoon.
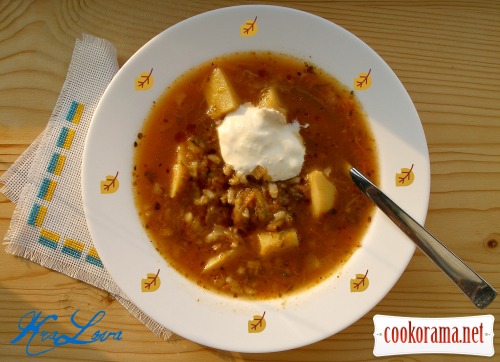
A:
[349,167,496,309]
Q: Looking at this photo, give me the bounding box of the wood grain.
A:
[1,1,499,361]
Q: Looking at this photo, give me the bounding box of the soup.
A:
[132,51,378,299]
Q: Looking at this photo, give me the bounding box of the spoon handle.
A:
[350,167,496,309]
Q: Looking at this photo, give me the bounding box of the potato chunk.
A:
[257,229,299,257]
[169,146,189,198]
[307,170,337,217]
[205,67,239,120]
[202,249,236,272]
[258,87,286,116]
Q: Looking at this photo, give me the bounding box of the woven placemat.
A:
[1,34,172,339]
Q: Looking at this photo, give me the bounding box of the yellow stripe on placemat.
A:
[37,178,57,201]
[56,127,76,150]
[62,238,85,259]
[85,247,104,268]
[38,228,60,249]
[66,101,84,124]
[27,204,48,227]
[47,153,66,176]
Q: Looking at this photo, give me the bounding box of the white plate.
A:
[82,5,429,353]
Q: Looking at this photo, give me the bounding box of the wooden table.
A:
[1,1,499,361]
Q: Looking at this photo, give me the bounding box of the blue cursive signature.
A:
[10,310,122,356]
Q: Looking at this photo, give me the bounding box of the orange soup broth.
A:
[133,51,378,299]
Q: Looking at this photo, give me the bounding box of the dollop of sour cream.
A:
[217,103,305,181]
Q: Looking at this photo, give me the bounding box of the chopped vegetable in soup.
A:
[132,51,378,299]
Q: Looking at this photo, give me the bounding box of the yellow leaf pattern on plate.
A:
[350,270,369,292]
[100,172,119,194]
[141,269,161,292]
[240,16,258,37]
[135,68,154,90]
[248,312,266,333]
[396,164,414,186]
[354,69,372,90]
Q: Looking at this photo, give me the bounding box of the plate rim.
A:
[81,4,430,353]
